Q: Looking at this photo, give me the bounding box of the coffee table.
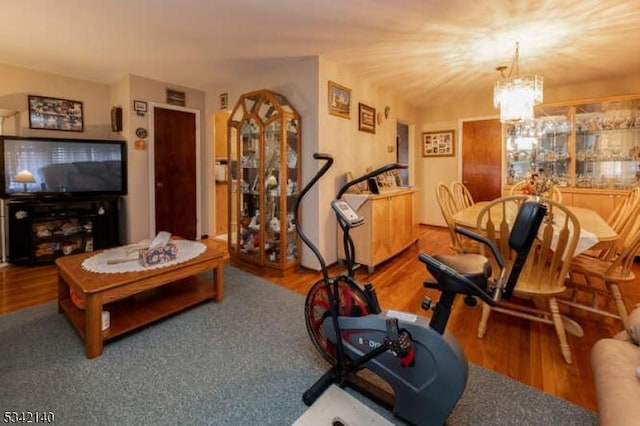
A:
[57,241,224,358]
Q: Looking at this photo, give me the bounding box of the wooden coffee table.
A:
[57,241,224,358]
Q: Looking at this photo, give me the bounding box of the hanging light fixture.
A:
[493,42,543,123]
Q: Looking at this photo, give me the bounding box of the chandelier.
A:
[493,42,543,123]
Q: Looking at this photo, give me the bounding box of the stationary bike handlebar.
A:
[294,153,334,283]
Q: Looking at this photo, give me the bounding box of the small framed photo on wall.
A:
[422,130,455,157]
[358,103,376,134]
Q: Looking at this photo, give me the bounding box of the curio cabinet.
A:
[227,89,301,274]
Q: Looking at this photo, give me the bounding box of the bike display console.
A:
[6,195,121,265]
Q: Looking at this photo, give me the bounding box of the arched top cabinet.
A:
[227,90,301,274]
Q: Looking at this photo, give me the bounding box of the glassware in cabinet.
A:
[505,106,572,186]
[227,90,301,273]
[574,99,640,189]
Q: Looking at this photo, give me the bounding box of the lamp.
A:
[493,42,543,123]
[14,170,36,192]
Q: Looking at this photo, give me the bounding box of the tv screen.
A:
[1,136,127,198]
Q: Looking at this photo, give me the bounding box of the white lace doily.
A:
[82,240,207,273]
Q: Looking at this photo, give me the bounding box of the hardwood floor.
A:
[2,225,638,413]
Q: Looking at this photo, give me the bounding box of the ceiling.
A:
[1,0,639,108]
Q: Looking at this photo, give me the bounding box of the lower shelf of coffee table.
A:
[59,274,216,341]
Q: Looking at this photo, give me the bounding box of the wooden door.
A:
[462,119,502,201]
[153,107,198,239]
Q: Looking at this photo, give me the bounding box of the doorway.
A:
[396,122,409,185]
[149,105,201,240]
[461,119,502,201]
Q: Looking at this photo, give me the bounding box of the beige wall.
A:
[0,63,115,139]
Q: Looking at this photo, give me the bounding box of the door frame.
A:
[148,103,202,239]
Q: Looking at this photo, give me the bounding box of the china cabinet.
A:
[227,90,301,274]
[504,94,640,218]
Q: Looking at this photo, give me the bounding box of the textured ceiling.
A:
[1,0,639,108]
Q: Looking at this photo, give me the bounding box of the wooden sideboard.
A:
[503,186,631,220]
[338,188,419,273]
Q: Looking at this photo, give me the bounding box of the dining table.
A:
[451,199,619,337]
[452,200,618,253]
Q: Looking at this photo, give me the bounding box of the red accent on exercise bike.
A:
[305,278,371,363]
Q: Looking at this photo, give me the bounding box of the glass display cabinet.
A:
[574,98,640,189]
[227,90,301,274]
[505,106,572,187]
[505,95,640,189]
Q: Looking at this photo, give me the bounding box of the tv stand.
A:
[6,195,121,265]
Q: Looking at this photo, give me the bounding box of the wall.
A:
[0,63,114,139]
[317,58,417,267]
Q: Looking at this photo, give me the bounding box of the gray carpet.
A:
[0,265,597,425]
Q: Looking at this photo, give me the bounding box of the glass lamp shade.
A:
[14,170,36,184]
[494,74,543,123]
[14,170,36,191]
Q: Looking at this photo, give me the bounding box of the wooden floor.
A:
[2,225,638,414]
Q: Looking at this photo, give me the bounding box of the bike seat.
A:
[425,253,492,295]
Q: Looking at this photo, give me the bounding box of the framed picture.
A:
[166,89,186,106]
[133,100,147,114]
[220,92,228,110]
[28,95,84,132]
[328,80,351,119]
[422,130,455,157]
[358,103,376,134]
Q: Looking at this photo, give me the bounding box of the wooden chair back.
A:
[476,195,579,294]
[435,183,461,251]
[450,181,474,211]
[509,179,563,203]
[597,188,640,260]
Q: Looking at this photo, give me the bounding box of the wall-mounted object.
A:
[166,89,185,106]
[135,127,148,138]
[328,80,351,119]
[111,107,123,132]
[220,93,228,110]
[28,95,83,132]
[422,130,455,157]
[133,100,147,116]
[358,103,376,134]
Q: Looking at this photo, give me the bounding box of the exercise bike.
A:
[294,153,547,425]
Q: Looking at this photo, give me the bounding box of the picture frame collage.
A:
[328,80,390,135]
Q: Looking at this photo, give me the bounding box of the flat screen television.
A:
[1,136,127,198]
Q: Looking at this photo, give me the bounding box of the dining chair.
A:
[583,187,640,261]
[450,181,474,211]
[435,183,478,254]
[563,230,640,323]
[475,195,580,364]
[562,199,640,322]
[509,179,563,203]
